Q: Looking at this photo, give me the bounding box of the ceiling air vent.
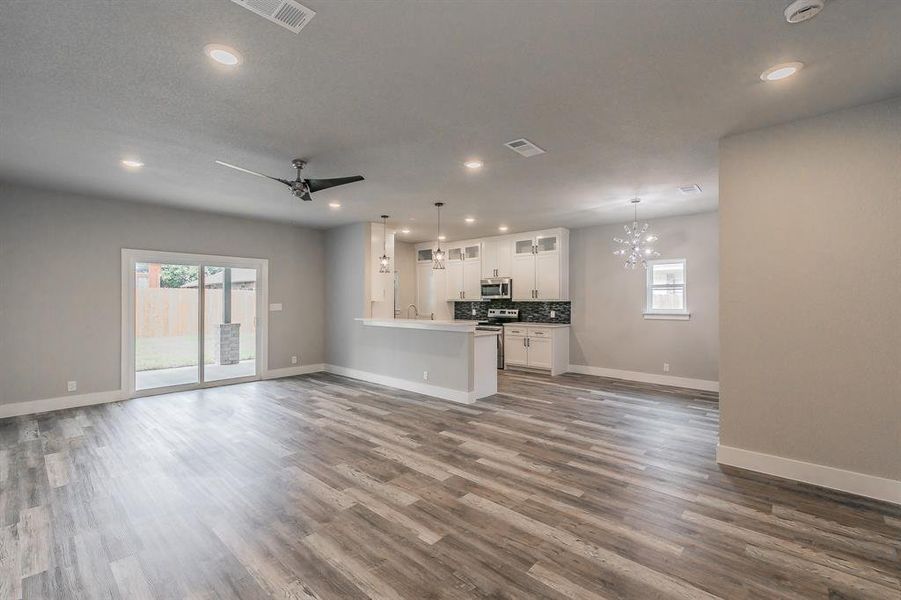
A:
[230,0,316,34]
[504,138,546,157]
[679,184,702,195]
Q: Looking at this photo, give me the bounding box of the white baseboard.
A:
[567,364,719,392]
[263,364,326,379]
[324,364,477,404]
[717,444,901,505]
[0,389,126,420]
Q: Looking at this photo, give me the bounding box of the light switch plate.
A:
[269,303,283,312]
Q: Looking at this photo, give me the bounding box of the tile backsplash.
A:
[453,300,571,323]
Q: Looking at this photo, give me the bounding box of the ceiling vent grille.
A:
[504,138,546,157]
[230,0,316,34]
[679,184,703,195]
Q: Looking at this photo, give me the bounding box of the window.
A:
[645,259,689,320]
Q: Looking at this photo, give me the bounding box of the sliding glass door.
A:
[123,251,267,396]
[203,266,257,382]
[134,261,202,391]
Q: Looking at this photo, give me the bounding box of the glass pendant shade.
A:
[432,202,446,270]
[378,215,391,273]
[612,199,660,269]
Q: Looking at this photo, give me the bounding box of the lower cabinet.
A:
[503,325,569,376]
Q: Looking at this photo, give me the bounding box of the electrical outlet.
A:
[67,380,77,392]
[423,371,429,381]
[471,308,476,316]
[550,310,556,319]
[663,363,670,373]
[291,356,298,365]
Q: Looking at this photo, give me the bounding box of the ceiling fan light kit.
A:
[215,158,364,203]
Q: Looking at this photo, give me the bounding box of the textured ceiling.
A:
[1,1,900,242]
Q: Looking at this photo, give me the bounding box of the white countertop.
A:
[357,318,480,332]
[503,322,571,328]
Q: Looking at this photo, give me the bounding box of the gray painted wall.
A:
[719,97,900,479]
[0,184,325,405]
[324,225,472,390]
[569,212,719,382]
[324,223,368,366]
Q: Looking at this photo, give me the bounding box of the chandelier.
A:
[378,215,391,273]
[612,198,659,269]
[432,202,446,270]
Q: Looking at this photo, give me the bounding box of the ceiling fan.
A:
[215,158,364,201]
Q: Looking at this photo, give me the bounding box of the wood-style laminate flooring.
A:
[0,370,898,599]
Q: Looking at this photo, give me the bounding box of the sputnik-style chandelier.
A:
[432,202,446,270]
[378,215,391,273]
[612,198,660,269]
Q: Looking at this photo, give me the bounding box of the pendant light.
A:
[432,202,446,270]
[378,215,391,273]
[612,198,660,269]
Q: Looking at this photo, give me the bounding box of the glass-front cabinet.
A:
[510,230,566,300]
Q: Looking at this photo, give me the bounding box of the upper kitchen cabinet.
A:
[481,236,513,278]
[511,229,569,301]
[446,241,481,301]
[414,241,452,319]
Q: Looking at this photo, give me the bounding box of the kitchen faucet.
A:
[407,304,418,319]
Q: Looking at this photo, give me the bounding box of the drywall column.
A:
[718,97,900,501]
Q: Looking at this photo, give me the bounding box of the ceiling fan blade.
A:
[215,160,292,186]
[300,191,313,202]
[306,175,364,194]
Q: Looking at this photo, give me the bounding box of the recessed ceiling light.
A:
[401,228,410,234]
[465,217,475,223]
[498,225,509,232]
[760,62,803,81]
[438,235,446,241]
[121,159,144,169]
[464,160,483,170]
[328,202,341,209]
[204,44,242,67]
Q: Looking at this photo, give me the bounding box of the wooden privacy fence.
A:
[136,288,257,337]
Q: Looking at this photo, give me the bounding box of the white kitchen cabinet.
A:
[446,241,481,300]
[503,330,529,367]
[535,251,560,300]
[503,324,569,375]
[481,237,512,278]
[416,248,434,263]
[414,242,451,320]
[509,229,568,300]
[416,262,432,315]
[414,228,568,309]
[526,337,552,369]
[511,253,536,300]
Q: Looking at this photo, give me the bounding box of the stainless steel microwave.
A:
[480,278,512,299]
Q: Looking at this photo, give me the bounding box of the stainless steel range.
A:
[476,308,520,369]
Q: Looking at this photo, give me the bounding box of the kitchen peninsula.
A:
[346,318,498,403]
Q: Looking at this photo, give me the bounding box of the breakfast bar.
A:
[350,318,498,403]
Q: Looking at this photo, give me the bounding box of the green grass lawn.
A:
[136,333,256,371]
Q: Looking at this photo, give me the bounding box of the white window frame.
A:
[644,258,690,320]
